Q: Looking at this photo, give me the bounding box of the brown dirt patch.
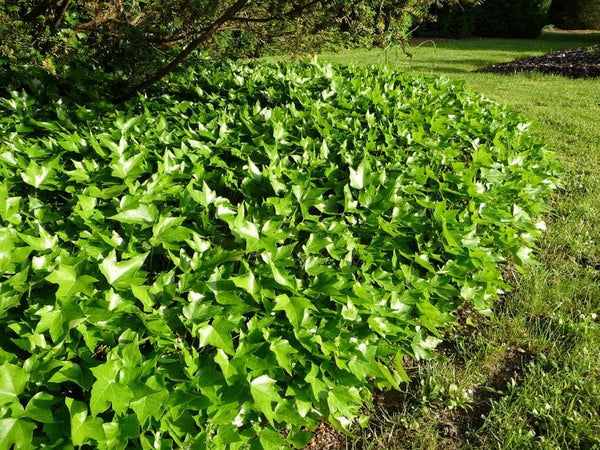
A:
[476,46,600,79]
[304,346,531,449]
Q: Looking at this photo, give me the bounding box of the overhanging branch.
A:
[113,0,251,102]
[231,0,322,23]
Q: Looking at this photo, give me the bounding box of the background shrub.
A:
[416,0,553,39]
[416,2,480,39]
[549,0,600,30]
[0,62,556,448]
[475,0,552,38]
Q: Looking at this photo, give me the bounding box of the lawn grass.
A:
[318,31,600,449]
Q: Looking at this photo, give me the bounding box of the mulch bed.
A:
[476,46,600,79]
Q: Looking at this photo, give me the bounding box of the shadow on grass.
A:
[404,60,502,73]
[411,31,600,53]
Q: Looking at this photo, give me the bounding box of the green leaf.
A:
[45,264,97,299]
[152,216,192,244]
[349,158,368,190]
[0,362,29,406]
[0,417,35,450]
[17,223,58,251]
[273,294,315,329]
[232,208,259,242]
[130,377,169,426]
[66,397,106,446]
[197,317,235,355]
[182,296,222,323]
[327,386,362,425]
[114,116,140,135]
[269,338,297,375]
[250,375,281,423]
[273,122,287,141]
[193,181,217,207]
[24,392,57,423]
[392,352,411,383]
[34,306,65,343]
[90,360,133,416]
[411,329,442,360]
[258,427,287,448]
[48,362,90,388]
[214,349,240,385]
[341,299,359,321]
[20,160,55,189]
[0,183,21,224]
[99,250,148,288]
[110,203,157,224]
[414,253,435,272]
[516,246,538,266]
[230,266,260,298]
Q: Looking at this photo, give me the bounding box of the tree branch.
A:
[23,0,57,21]
[113,0,251,102]
[231,0,322,23]
[49,0,71,31]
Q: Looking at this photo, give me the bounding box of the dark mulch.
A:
[476,46,600,79]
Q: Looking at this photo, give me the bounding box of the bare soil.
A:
[476,46,600,78]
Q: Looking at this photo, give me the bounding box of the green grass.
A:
[318,31,600,449]
[322,31,600,74]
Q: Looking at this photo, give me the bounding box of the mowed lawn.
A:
[319,32,600,449]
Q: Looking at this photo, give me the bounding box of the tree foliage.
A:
[549,0,600,30]
[0,0,456,99]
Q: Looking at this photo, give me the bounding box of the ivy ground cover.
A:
[0,62,557,449]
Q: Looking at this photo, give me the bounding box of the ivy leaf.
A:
[48,362,91,389]
[20,160,55,189]
[17,223,58,251]
[65,397,106,446]
[45,264,97,299]
[99,251,148,289]
[109,203,157,225]
[0,362,29,406]
[258,427,287,448]
[231,206,259,242]
[130,377,169,426]
[516,246,537,266]
[24,392,57,423]
[273,294,315,329]
[214,349,240,385]
[190,180,217,207]
[90,360,133,416]
[182,296,222,323]
[0,183,21,224]
[414,253,435,272]
[34,306,65,343]
[230,265,260,299]
[327,386,362,424]
[269,338,297,375]
[250,375,281,423]
[349,158,368,190]
[411,329,442,360]
[152,216,192,244]
[273,122,287,141]
[0,417,35,450]
[197,317,235,355]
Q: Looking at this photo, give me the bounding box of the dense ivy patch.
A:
[0,62,556,449]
